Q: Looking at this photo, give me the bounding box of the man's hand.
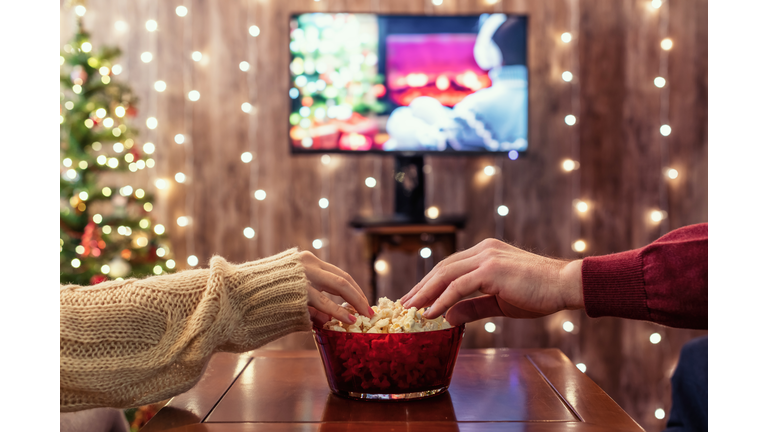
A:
[400,239,584,326]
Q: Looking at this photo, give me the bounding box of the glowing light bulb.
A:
[321,154,331,165]
[143,142,155,154]
[484,322,496,333]
[114,21,128,32]
[191,51,202,62]
[319,198,329,209]
[563,321,575,332]
[575,200,589,213]
[650,332,662,344]
[176,6,188,16]
[188,90,200,101]
[660,124,671,136]
[75,5,86,16]
[242,227,255,239]
[241,152,253,163]
[562,71,573,82]
[112,64,123,75]
[655,408,666,420]
[497,205,509,216]
[146,20,158,32]
[135,189,145,198]
[155,179,168,190]
[73,85,83,94]
[432,0,443,5]
[154,224,165,235]
[95,108,107,118]
[654,77,666,88]
[107,158,119,168]
[576,363,587,373]
[177,216,189,227]
[484,165,496,176]
[426,206,440,219]
[374,260,388,274]
[93,214,102,224]
[249,25,261,37]
[66,169,77,179]
[174,134,185,144]
[101,264,110,274]
[565,115,577,126]
[63,158,72,167]
[175,172,186,183]
[561,32,572,43]
[103,118,114,128]
[661,38,673,50]
[650,210,666,222]
[188,255,199,266]
[666,168,679,179]
[102,187,112,197]
[71,259,81,268]
[141,52,153,63]
[147,158,155,168]
[652,0,662,8]
[120,185,133,196]
[81,42,92,53]
[144,202,153,211]
[153,265,163,275]
[312,239,323,249]
[365,177,376,188]
[562,159,579,171]
[146,117,158,129]
[573,240,587,252]
[154,80,166,92]
[420,247,432,259]
[166,259,176,269]
[113,142,124,153]
[254,190,266,200]
[241,102,252,113]
[79,191,89,201]
[239,61,250,71]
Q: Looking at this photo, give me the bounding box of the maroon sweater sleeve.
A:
[581,223,708,329]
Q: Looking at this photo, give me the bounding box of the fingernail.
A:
[346,313,357,324]
[368,307,375,316]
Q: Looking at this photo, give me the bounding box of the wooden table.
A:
[143,349,644,432]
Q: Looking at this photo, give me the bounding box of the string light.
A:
[572,240,587,252]
[321,155,331,165]
[241,152,253,163]
[93,214,102,223]
[79,161,88,169]
[92,142,102,151]
[254,189,267,200]
[174,134,185,144]
[574,200,589,213]
[66,169,77,179]
[115,21,128,32]
[484,322,496,333]
[249,25,261,37]
[562,159,580,171]
[319,198,329,209]
[432,0,443,5]
[651,0,663,8]
[177,216,189,227]
[95,108,107,118]
[191,51,202,62]
[563,321,575,332]
[654,77,666,88]
[576,363,587,373]
[484,165,496,176]
[155,179,169,189]
[565,115,577,126]
[153,265,163,275]
[154,80,167,92]
[660,38,673,50]
[650,210,667,222]
[312,239,323,249]
[71,259,81,268]
[154,224,165,235]
[147,158,155,168]
[176,6,188,17]
[141,52,153,63]
[241,102,252,113]
[75,5,86,16]
[665,168,679,179]
[101,265,110,274]
[243,227,255,238]
[188,90,200,101]
[103,118,114,128]
[497,205,509,216]
[374,259,388,274]
[655,408,666,420]
[166,259,176,269]
[102,225,112,234]
[175,172,186,183]
[144,202,153,211]
[156,247,166,257]
[143,142,156,154]
[187,255,199,266]
[112,65,123,75]
[107,158,119,168]
[81,42,92,53]
[146,20,158,32]
[102,187,112,196]
[120,185,133,196]
[365,177,377,188]
[561,32,572,43]
[420,247,432,259]
[135,189,145,198]
[562,71,573,82]
[239,61,250,71]
[79,191,89,201]
[660,124,671,136]
[73,85,83,94]
[650,332,662,344]
[426,206,439,219]
[63,158,72,167]
[146,117,158,129]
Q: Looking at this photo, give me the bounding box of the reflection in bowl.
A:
[312,323,465,401]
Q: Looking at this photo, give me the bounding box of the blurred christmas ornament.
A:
[126,105,138,117]
[108,257,131,278]
[90,274,108,285]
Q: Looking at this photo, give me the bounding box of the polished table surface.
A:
[143,349,644,432]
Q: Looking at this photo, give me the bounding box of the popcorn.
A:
[323,297,452,333]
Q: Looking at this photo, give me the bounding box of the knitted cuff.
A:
[211,249,311,352]
[582,249,650,321]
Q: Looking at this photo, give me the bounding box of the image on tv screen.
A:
[289,13,528,154]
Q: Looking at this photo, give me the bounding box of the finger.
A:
[401,240,495,305]
[404,254,482,310]
[308,306,331,327]
[422,269,483,319]
[318,261,372,317]
[305,265,372,318]
[444,295,504,326]
[307,285,356,325]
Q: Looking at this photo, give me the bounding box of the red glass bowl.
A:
[312,323,465,401]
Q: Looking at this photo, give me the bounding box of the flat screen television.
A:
[288,13,529,156]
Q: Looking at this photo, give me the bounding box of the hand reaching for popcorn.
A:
[299,250,374,327]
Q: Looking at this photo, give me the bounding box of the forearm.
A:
[60,248,311,412]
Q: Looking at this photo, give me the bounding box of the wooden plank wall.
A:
[61,0,708,430]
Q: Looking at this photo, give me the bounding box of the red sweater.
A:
[581,223,708,329]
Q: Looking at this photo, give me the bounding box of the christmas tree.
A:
[60,18,175,286]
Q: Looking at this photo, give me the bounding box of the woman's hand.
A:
[400,239,584,326]
[298,251,373,327]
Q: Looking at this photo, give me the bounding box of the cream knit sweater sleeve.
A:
[60,248,311,412]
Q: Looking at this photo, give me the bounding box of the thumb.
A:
[444,295,504,326]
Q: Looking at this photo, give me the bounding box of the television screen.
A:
[289,13,528,154]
